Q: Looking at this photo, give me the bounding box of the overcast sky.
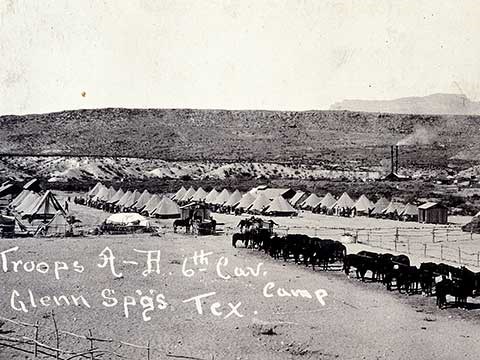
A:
[1,0,479,115]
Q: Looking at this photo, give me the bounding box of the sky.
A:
[1,0,479,115]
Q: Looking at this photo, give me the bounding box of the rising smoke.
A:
[397,126,437,146]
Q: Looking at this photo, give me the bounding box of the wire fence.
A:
[0,312,211,360]
[253,224,480,268]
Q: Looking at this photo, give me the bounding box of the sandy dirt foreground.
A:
[1,225,480,360]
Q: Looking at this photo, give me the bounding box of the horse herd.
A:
[232,229,480,309]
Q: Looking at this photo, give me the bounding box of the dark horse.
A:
[173,217,192,233]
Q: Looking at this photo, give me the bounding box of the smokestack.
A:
[390,145,394,174]
[395,145,399,173]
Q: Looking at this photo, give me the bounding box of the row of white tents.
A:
[172,186,418,220]
[293,191,418,219]
[87,183,419,220]
[172,186,298,216]
[86,183,181,218]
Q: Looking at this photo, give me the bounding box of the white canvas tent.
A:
[116,190,133,208]
[237,192,256,210]
[289,191,307,208]
[106,213,151,227]
[371,197,391,216]
[190,187,208,202]
[179,187,196,203]
[383,201,405,218]
[22,191,65,220]
[248,193,270,214]
[16,192,42,213]
[133,190,152,211]
[319,193,336,211]
[212,189,231,206]
[301,193,322,210]
[88,182,104,198]
[35,211,70,237]
[152,197,181,218]
[123,190,141,209]
[353,194,374,215]
[224,190,243,208]
[265,196,297,216]
[9,190,32,208]
[142,194,162,216]
[205,189,219,204]
[107,188,125,204]
[172,186,187,201]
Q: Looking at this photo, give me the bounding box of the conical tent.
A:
[107,188,125,204]
[205,189,220,204]
[101,186,116,202]
[133,190,152,211]
[143,194,162,216]
[190,187,208,202]
[371,197,390,215]
[16,192,41,213]
[123,190,141,209]
[35,211,69,236]
[237,192,256,210]
[320,193,336,209]
[224,190,243,207]
[22,191,65,220]
[116,190,133,207]
[400,203,418,217]
[212,189,231,206]
[354,194,374,213]
[10,190,31,208]
[88,182,104,197]
[152,197,181,218]
[383,201,404,216]
[289,191,306,207]
[179,187,196,203]
[333,192,355,209]
[248,193,270,213]
[172,186,187,201]
[93,186,116,202]
[265,196,297,216]
[301,194,322,209]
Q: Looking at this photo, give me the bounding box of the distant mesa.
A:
[330,93,480,115]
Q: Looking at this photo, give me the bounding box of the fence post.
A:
[440,244,443,260]
[51,311,60,360]
[33,320,39,358]
[477,252,480,267]
[88,329,94,360]
[367,230,370,244]
[355,230,359,244]
[458,248,462,265]
[146,340,151,360]
[424,243,427,257]
[446,227,449,242]
[394,228,398,252]
[432,228,436,243]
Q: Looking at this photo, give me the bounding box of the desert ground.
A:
[1,199,480,359]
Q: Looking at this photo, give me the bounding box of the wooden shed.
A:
[418,202,448,224]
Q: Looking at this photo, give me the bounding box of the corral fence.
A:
[0,312,210,360]
[223,224,480,268]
